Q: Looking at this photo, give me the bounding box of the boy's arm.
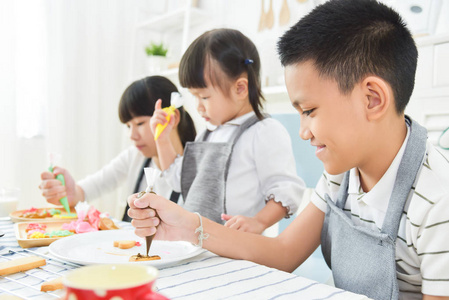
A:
[130,194,324,273]
[222,199,287,234]
[423,295,449,300]
[208,202,323,272]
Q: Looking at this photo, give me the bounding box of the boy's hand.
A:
[150,99,175,140]
[127,192,198,244]
[39,167,77,207]
[222,214,266,234]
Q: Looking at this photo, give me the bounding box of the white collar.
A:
[348,123,411,213]
[206,112,256,131]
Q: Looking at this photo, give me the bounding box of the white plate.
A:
[49,229,204,267]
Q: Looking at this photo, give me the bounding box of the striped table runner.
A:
[0,218,369,299]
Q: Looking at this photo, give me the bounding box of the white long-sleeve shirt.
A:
[78,146,173,219]
[164,112,305,217]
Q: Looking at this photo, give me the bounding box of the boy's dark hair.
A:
[179,28,265,120]
[118,75,196,147]
[277,0,418,114]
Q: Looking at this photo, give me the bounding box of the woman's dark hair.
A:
[277,0,417,114]
[179,28,265,120]
[118,76,196,147]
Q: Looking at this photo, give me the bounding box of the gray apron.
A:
[181,115,263,224]
[321,117,427,300]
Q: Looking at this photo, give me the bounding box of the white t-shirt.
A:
[164,112,305,217]
[312,126,449,298]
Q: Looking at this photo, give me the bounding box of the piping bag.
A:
[48,153,70,213]
[139,167,161,256]
[154,92,183,140]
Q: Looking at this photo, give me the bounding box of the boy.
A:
[128,0,449,299]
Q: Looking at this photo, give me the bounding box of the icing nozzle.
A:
[170,92,183,108]
[143,167,161,194]
[154,92,184,140]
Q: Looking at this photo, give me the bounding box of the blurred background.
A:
[1,0,448,215]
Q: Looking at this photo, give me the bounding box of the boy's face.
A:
[284,61,368,175]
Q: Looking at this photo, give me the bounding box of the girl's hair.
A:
[179,28,265,120]
[118,75,196,147]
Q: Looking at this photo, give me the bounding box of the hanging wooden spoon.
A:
[265,0,274,30]
[258,0,266,32]
[279,0,290,26]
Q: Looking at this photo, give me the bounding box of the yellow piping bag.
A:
[154,92,183,140]
[48,153,70,213]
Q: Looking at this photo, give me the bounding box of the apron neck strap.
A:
[335,172,350,209]
[333,116,427,239]
[382,116,427,238]
[229,114,267,144]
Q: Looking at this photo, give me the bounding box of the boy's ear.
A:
[234,77,249,100]
[362,76,392,121]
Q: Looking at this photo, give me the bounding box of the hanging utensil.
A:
[258,0,266,32]
[265,0,274,29]
[279,0,290,26]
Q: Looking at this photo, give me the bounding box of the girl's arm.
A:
[222,199,287,234]
[150,99,178,171]
[40,167,84,207]
[254,119,306,218]
[128,193,323,273]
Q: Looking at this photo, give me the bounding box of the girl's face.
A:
[126,116,157,158]
[189,81,250,126]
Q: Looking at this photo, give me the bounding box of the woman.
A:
[39,76,196,220]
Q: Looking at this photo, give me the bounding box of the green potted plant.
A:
[145,42,168,73]
[145,42,168,57]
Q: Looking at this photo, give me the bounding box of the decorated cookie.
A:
[129,253,161,262]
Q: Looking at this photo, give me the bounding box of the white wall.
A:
[2,0,448,215]
[1,0,147,214]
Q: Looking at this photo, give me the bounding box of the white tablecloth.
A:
[0,218,369,300]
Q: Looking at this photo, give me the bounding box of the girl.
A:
[150,29,305,233]
[39,76,196,221]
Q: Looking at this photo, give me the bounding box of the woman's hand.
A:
[39,167,80,207]
[127,192,198,244]
[149,99,175,140]
[221,214,266,234]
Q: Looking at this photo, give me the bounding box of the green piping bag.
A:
[48,165,70,213]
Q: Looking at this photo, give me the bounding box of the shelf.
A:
[159,68,179,77]
[414,33,449,47]
[137,7,207,32]
[262,85,290,103]
[263,85,288,95]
